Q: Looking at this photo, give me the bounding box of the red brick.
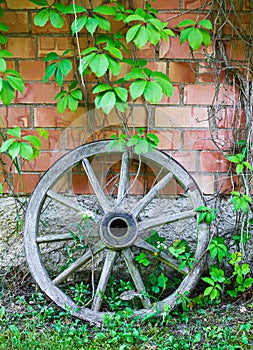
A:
[22,151,66,171]
[155,106,209,128]
[183,129,233,151]
[0,106,31,127]
[198,62,216,83]
[136,43,155,59]
[38,37,72,57]
[152,130,181,150]
[226,40,246,61]
[169,62,196,83]
[199,151,229,172]
[166,150,196,172]
[160,37,192,60]
[15,83,59,104]
[182,0,210,9]
[0,173,10,193]
[6,38,36,58]
[1,12,28,32]
[32,13,69,34]
[131,0,180,9]
[66,129,117,149]
[5,0,41,8]
[72,174,93,194]
[22,129,63,150]
[34,107,87,127]
[19,60,46,81]
[184,84,215,104]
[192,174,215,194]
[5,60,15,70]
[159,84,180,104]
[13,173,39,193]
[217,175,240,194]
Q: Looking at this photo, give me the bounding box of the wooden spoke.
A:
[47,190,84,214]
[122,248,151,308]
[36,228,99,243]
[134,238,188,275]
[117,151,129,206]
[137,209,196,232]
[131,172,173,217]
[82,158,112,213]
[91,249,117,312]
[53,241,105,286]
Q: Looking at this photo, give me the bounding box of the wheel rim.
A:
[24,140,209,323]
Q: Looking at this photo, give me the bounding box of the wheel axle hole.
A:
[109,218,128,237]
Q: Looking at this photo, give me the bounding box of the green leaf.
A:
[188,27,203,51]
[53,3,66,13]
[67,95,78,111]
[79,52,96,73]
[55,68,64,86]
[71,16,87,35]
[92,83,111,94]
[114,87,128,102]
[100,91,116,114]
[44,62,57,82]
[105,55,120,76]
[0,77,2,92]
[57,95,68,113]
[23,135,41,148]
[6,75,24,93]
[177,19,196,27]
[157,273,168,289]
[0,183,2,194]
[152,71,174,96]
[125,14,146,23]
[81,47,98,56]
[64,4,86,14]
[29,0,48,5]
[125,68,147,81]
[243,161,252,170]
[34,8,49,27]
[200,29,210,47]
[0,138,16,152]
[126,24,142,43]
[236,163,244,174]
[180,27,193,44]
[144,81,162,103]
[19,142,34,160]
[202,277,215,286]
[0,80,15,105]
[93,5,115,15]
[8,142,20,160]
[199,19,213,30]
[147,133,159,146]
[7,127,21,138]
[0,22,8,32]
[134,26,148,48]
[90,54,109,77]
[148,18,165,31]
[70,89,82,100]
[94,15,110,32]
[0,50,12,58]
[130,80,147,100]
[146,24,161,46]
[86,16,98,36]
[135,139,149,154]
[49,9,64,28]
[115,101,128,112]
[105,46,122,60]
[44,52,59,62]
[58,59,72,76]
[0,58,6,72]
[0,34,7,45]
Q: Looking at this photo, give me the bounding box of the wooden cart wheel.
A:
[24,140,209,323]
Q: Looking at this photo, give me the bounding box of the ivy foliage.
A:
[29,0,213,114]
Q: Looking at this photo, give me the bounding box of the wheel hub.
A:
[100,211,137,249]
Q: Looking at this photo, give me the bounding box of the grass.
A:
[1,289,253,350]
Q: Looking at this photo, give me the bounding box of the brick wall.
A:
[0,0,244,194]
